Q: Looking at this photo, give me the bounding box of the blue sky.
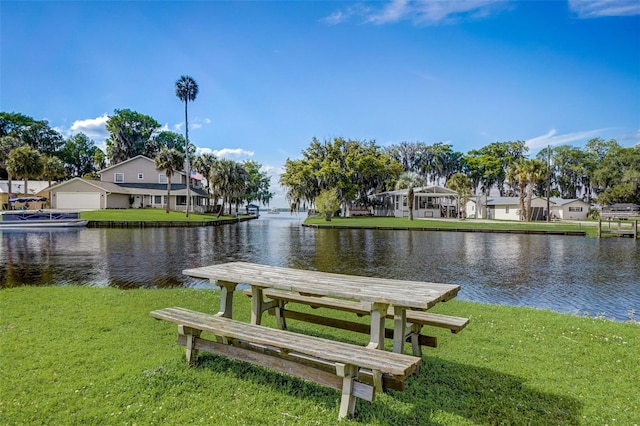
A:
[2,0,639,207]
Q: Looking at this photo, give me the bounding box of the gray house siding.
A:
[100,155,184,185]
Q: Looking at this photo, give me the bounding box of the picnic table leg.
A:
[251,286,264,325]
[214,280,237,318]
[336,363,358,419]
[178,325,202,364]
[366,302,389,350]
[275,300,287,330]
[393,306,407,353]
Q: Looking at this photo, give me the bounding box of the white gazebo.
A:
[371,185,459,218]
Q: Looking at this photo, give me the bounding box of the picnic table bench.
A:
[151,307,421,420]
[243,288,469,356]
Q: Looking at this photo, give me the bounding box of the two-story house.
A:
[48,155,209,211]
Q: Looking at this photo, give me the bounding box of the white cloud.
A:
[196,147,255,159]
[320,10,350,25]
[69,114,110,142]
[525,128,608,150]
[322,0,508,26]
[366,0,411,24]
[173,117,210,131]
[568,0,640,18]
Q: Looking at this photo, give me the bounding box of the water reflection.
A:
[1,214,638,321]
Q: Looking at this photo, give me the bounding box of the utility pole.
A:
[546,145,551,222]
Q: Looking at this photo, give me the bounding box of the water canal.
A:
[1,213,638,321]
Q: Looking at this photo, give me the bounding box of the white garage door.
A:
[57,192,101,210]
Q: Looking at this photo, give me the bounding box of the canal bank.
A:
[87,215,257,228]
[302,222,587,236]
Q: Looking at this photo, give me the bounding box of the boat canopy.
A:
[9,196,47,203]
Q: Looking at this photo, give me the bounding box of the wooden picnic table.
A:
[183,261,461,353]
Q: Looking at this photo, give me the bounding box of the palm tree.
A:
[175,75,199,217]
[210,159,248,217]
[41,155,66,206]
[509,159,546,221]
[446,172,472,219]
[193,153,218,209]
[229,162,248,215]
[0,136,22,200]
[508,159,531,221]
[395,171,425,221]
[155,147,184,213]
[6,145,44,196]
[210,159,233,217]
[525,159,546,221]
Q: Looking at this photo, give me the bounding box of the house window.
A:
[154,195,163,204]
[176,196,186,205]
[138,173,144,180]
[569,207,583,212]
[159,174,168,184]
[114,173,124,183]
[402,196,407,207]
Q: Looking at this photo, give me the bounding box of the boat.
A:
[0,211,88,228]
[268,209,280,214]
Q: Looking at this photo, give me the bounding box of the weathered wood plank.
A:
[248,289,470,333]
[151,307,421,377]
[275,309,438,348]
[183,261,460,310]
[178,335,406,392]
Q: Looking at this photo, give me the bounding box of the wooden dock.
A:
[597,219,638,239]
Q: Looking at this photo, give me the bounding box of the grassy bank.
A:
[305,216,604,237]
[80,209,240,222]
[1,287,638,425]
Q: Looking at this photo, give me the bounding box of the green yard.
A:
[304,216,612,238]
[80,209,240,222]
[1,287,637,425]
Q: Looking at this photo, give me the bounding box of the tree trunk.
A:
[408,188,414,221]
[519,182,526,221]
[184,100,190,218]
[526,180,534,222]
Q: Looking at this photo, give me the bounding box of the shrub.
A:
[315,188,341,221]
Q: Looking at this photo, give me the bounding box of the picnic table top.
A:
[183,261,460,310]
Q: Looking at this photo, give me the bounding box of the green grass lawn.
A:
[1,287,637,425]
[304,216,609,237]
[80,209,239,222]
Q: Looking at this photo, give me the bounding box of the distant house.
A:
[465,196,591,220]
[371,185,459,218]
[547,198,591,220]
[1,180,51,210]
[48,155,209,211]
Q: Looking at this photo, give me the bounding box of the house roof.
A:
[46,177,127,193]
[375,185,457,197]
[98,155,187,177]
[118,182,208,196]
[486,197,520,205]
[468,196,590,206]
[48,178,209,197]
[546,197,588,206]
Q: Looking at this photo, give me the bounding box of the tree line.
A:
[0,110,273,213]
[280,137,639,215]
